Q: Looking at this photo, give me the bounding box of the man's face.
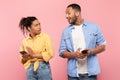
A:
[66,7,78,24]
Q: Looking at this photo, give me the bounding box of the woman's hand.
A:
[26,46,35,57]
[21,53,31,64]
[26,46,43,59]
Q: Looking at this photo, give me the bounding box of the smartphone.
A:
[81,50,88,54]
[20,51,27,55]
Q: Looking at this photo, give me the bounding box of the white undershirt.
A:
[72,24,88,74]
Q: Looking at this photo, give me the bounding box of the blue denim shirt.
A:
[59,21,106,77]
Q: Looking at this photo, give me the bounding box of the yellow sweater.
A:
[19,32,54,71]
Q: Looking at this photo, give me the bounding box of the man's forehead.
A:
[66,7,73,12]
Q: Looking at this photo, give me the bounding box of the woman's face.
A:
[29,20,41,35]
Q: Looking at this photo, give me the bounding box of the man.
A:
[59,3,106,80]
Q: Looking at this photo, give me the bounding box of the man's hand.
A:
[75,48,88,59]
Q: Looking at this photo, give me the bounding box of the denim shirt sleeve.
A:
[84,23,106,49]
[95,25,106,45]
[59,27,74,57]
[59,30,67,57]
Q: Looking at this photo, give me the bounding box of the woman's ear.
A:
[27,27,31,31]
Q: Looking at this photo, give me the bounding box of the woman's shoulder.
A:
[40,32,51,38]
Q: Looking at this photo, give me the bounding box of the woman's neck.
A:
[29,33,37,38]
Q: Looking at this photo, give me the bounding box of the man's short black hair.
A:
[67,3,81,12]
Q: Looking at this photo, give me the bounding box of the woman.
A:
[19,16,54,80]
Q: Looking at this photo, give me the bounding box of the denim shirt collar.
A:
[68,21,87,30]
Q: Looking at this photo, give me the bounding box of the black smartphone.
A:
[20,51,27,55]
[81,50,88,54]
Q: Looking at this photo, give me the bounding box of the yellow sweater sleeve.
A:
[19,40,25,64]
[41,36,54,62]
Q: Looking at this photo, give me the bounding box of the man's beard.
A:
[70,17,77,25]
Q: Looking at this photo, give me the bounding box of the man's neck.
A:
[75,17,83,26]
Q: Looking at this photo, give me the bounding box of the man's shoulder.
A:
[84,21,98,26]
[84,21,100,30]
[63,24,73,31]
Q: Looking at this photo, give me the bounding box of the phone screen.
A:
[20,51,27,55]
[81,50,88,54]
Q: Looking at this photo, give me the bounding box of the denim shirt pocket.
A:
[87,32,97,48]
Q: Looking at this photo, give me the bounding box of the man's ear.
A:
[75,11,80,17]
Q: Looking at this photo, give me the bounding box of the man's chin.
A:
[69,22,75,25]
[68,20,75,24]
[68,21,73,24]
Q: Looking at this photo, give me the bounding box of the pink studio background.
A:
[0,0,120,80]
